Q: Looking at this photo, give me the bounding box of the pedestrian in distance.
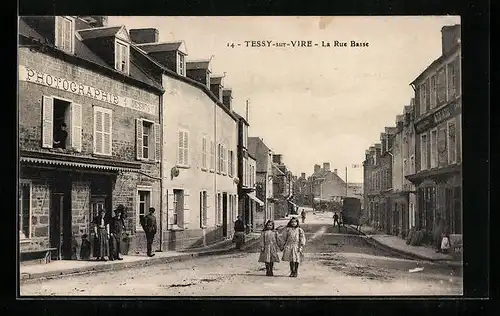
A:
[301,210,306,224]
[281,217,306,277]
[93,208,111,261]
[440,230,451,254]
[109,205,126,260]
[142,207,157,257]
[333,212,340,230]
[258,220,282,276]
[233,216,246,250]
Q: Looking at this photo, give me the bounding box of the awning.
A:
[20,156,139,172]
[247,192,264,207]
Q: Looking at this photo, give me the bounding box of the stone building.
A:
[18,16,164,261]
[310,163,348,204]
[406,24,462,236]
[129,28,240,249]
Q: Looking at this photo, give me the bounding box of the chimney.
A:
[301,172,306,179]
[79,16,108,28]
[210,76,224,101]
[314,164,321,174]
[222,89,233,110]
[333,169,338,175]
[441,24,461,55]
[323,162,330,172]
[186,60,211,87]
[130,28,159,44]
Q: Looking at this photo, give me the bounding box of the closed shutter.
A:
[41,96,53,148]
[206,192,211,227]
[199,192,203,228]
[103,111,112,155]
[414,86,420,117]
[71,103,82,152]
[56,17,63,48]
[136,119,143,160]
[455,58,461,95]
[154,123,161,162]
[183,189,190,228]
[202,137,207,169]
[183,132,189,166]
[167,191,174,229]
[177,131,184,165]
[94,109,103,154]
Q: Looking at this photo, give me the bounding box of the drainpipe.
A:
[213,97,217,244]
[158,93,164,252]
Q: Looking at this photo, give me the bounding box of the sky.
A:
[109,16,460,183]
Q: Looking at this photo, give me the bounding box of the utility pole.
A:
[246,99,249,122]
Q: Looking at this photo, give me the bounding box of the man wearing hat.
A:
[109,205,126,260]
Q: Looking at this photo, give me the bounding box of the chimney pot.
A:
[323,162,330,172]
[334,169,338,174]
[130,28,159,44]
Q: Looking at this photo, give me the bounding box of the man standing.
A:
[333,212,340,230]
[142,207,157,257]
[233,216,246,250]
[109,205,126,260]
[53,122,68,149]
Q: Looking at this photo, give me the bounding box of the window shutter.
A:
[103,111,112,155]
[167,191,174,229]
[154,123,161,162]
[199,192,203,228]
[455,58,461,96]
[183,190,190,228]
[206,192,211,226]
[41,96,54,148]
[56,17,63,48]
[136,119,143,160]
[177,131,184,165]
[115,42,121,70]
[70,103,82,152]
[202,137,207,169]
[94,109,103,154]
[183,131,189,166]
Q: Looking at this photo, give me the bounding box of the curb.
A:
[348,225,463,269]
[20,236,261,284]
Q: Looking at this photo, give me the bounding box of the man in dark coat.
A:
[233,216,246,249]
[109,205,126,260]
[142,207,157,257]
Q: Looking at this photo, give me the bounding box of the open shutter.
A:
[103,111,112,155]
[55,17,63,48]
[136,119,143,160]
[183,189,190,228]
[154,123,161,162]
[206,192,211,227]
[199,192,203,228]
[183,131,189,166]
[167,191,174,229]
[177,131,184,165]
[71,103,82,152]
[41,96,54,148]
[94,109,103,154]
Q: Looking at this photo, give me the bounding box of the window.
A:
[41,96,82,151]
[447,59,457,99]
[19,182,31,240]
[217,193,222,225]
[200,191,208,228]
[447,120,457,164]
[178,53,185,76]
[94,106,113,155]
[136,119,160,161]
[173,189,184,227]
[222,146,227,174]
[217,144,223,173]
[55,16,75,54]
[419,83,427,115]
[410,155,415,174]
[137,189,151,230]
[403,159,408,175]
[202,136,208,170]
[115,39,129,74]
[430,75,437,109]
[437,67,447,104]
[420,134,428,171]
[229,150,234,176]
[430,129,438,168]
[210,140,215,171]
[177,129,189,166]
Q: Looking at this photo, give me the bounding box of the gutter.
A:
[158,94,164,251]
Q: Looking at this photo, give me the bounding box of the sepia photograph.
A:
[18,15,463,296]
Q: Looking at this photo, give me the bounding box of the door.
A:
[50,193,71,260]
[222,193,228,237]
[90,196,106,256]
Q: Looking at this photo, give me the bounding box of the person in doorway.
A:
[258,220,281,276]
[53,122,68,149]
[233,216,246,250]
[300,210,306,224]
[109,205,126,260]
[281,217,306,277]
[142,207,157,257]
[333,212,340,230]
[93,209,111,261]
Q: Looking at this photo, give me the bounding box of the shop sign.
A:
[415,100,461,134]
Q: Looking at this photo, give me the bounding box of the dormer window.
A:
[178,53,185,76]
[115,39,130,74]
[55,16,75,54]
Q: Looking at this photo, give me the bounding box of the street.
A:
[20,213,462,296]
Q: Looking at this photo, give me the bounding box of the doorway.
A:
[222,193,228,237]
[50,191,71,260]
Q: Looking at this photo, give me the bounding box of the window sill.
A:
[20,239,31,244]
[209,170,215,173]
[201,167,208,172]
[176,165,191,169]
[139,159,158,165]
[93,153,113,158]
[170,225,185,231]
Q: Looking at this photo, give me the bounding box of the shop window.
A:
[19,182,31,240]
[55,16,75,54]
[137,189,151,230]
[93,106,112,156]
[136,119,160,161]
[42,96,82,151]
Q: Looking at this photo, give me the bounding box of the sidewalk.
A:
[350,225,462,269]
[20,233,261,283]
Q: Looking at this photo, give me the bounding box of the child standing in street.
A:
[281,217,306,277]
[258,220,281,276]
[440,231,451,254]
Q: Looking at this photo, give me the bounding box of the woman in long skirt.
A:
[93,209,111,261]
[258,220,281,276]
[281,217,306,277]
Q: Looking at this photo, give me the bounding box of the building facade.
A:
[406,24,462,237]
[18,16,164,260]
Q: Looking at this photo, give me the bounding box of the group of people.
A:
[258,217,306,278]
[86,205,158,261]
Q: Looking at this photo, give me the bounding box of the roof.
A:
[410,42,461,86]
[210,76,223,85]
[233,112,249,125]
[18,18,45,42]
[222,89,232,96]
[78,26,122,40]
[186,60,210,70]
[137,41,186,54]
